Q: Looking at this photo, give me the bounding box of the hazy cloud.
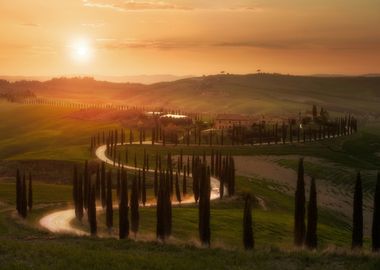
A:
[82,0,191,11]
[96,38,198,50]
[19,23,41,27]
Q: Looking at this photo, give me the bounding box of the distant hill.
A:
[2,74,380,117]
[0,74,192,84]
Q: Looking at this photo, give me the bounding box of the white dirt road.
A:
[39,143,222,236]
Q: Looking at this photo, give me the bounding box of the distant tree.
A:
[106,170,113,232]
[312,104,318,120]
[130,175,140,237]
[243,194,254,250]
[294,158,305,246]
[372,172,380,252]
[28,172,33,211]
[119,169,129,239]
[305,178,317,249]
[352,172,363,249]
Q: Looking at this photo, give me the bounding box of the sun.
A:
[70,38,93,63]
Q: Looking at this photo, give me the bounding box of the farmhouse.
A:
[214,114,252,129]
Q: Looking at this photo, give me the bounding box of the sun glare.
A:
[70,38,93,63]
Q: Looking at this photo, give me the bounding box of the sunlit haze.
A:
[0,0,379,76]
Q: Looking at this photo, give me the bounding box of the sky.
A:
[0,0,379,76]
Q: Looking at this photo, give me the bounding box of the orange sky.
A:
[0,0,379,76]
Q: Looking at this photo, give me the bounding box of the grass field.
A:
[1,101,380,269]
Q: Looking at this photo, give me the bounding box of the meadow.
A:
[1,100,380,269]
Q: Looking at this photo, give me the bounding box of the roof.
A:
[215,114,251,121]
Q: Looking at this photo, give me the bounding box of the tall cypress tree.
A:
[182,167,187,196]
[88,183,97,236]
[156,173,165,241]
[154,168,158,198]
[352,172,363,249]
[28,172,33,211]
[199,165,211,246]
[305,178,317,249]
[76,174,84,221]
[106,170,113,232]
[142,168,147,206]
[21,174,27,218]
[119,169,129,239]
[164,171,172,237]
[372,172,380,252]
[83,160,89,210]
[243,194,254,250]
[116,167,121,202]
[16,169,21,214]
[294,158,305,246]
[175,172,181,203]
[130,175,140,237]
[73,165,78,211]
[100,162,106,208]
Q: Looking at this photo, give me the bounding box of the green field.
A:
[1,101,380,269]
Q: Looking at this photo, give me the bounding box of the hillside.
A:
[2,74,380,116]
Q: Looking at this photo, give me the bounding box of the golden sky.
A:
[0,0,379,76]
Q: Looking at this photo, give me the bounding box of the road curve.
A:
[39,143,222,236]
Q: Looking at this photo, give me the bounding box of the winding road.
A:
[39,143,222,236]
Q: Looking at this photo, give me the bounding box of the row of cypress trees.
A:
[293,158,380,252]
[15,169,33,218]
[90,114,358,153]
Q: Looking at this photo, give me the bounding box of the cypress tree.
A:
[164,171,172,237]
[182,167,187,196]
[73,165,78,210]
[156,173,165,240]
[305,178,317,249]
[28,172,33,211]
[116,167,121,201]
[193,162,200,203]
[95,165,100,200]
[101,162,106,208]
[16,169,21,214]
[83,160,89,210]
[130,175,140,237]
[352,172,363,249]
[154,169,158,198]
[175,172,181,203]
[119,169,129,239]
[372,172,380,252]
[198,164,211,246]
[294,158,305,246]
[88,183,97,236]
[106,170,113,232]
[142,168,147,206]
[77,174,84,221]
[21,174,27,218]
[243,194,254,250]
